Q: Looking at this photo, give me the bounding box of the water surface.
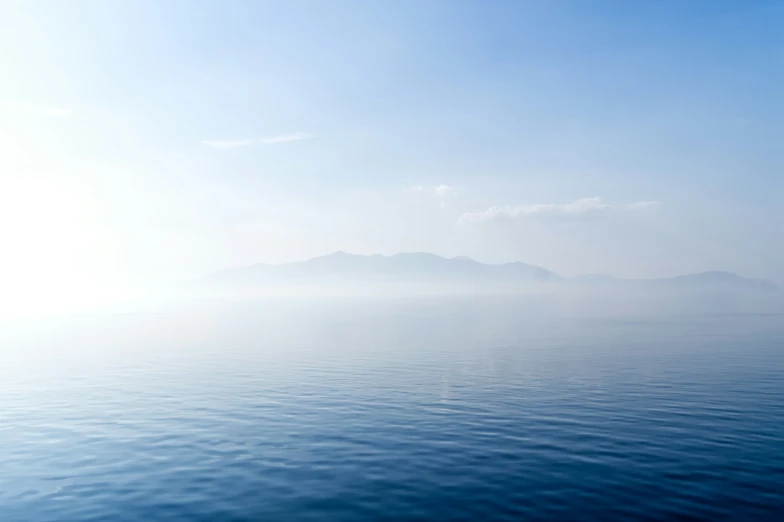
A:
[1,294,783,521]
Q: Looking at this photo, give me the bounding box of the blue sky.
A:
[0,0,782,289]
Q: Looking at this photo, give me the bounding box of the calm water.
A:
[1,294,783,521]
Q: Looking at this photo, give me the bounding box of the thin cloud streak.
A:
[202,132,314,149]
[259,132,314,144]
[459,197,661,225]
[411,185,457,208]
[411,185,457,197]
[434,185,457,197]
[201,139,256,149]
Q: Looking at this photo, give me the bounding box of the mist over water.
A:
[1,292,782,521]
[3,0,782,519]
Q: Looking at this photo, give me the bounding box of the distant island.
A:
[196,252,775,294]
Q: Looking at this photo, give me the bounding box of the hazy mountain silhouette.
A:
[575,270,773,289]
[203,251,560,286]
[652,271,776,289]
[200,252,774,291]
[571,273,620,283]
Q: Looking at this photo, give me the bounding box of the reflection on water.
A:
[1,295,783,521]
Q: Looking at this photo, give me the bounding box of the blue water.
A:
[1,295,783,521]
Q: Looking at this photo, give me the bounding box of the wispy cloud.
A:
[259,132,314,144]
[202,132,313,149]
[201,138,256,150]
[411,184,458,208]
[2,101,74,117]
[434,185,457,197]
[626,201,662,211]
[459,197,661,225]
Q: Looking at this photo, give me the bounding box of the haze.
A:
[1,1,782,315]
[2,4,784,521]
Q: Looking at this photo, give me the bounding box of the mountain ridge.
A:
[200,252,775,290]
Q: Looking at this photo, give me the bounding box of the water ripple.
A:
[1,297,783,520]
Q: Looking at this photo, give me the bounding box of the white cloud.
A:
[411,185,457,196]
[434,185,457,197]
[259,132,314,144]
[411,185,457,208]
[626,201,662,211]
[459,197,661,225]
[202,132,313,149]
[201,138,256,149]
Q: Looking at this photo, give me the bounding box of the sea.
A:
[1,292,782,521]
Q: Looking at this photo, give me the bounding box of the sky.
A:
[0,0,782,301]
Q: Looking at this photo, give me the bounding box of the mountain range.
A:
[200,251,775,291]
